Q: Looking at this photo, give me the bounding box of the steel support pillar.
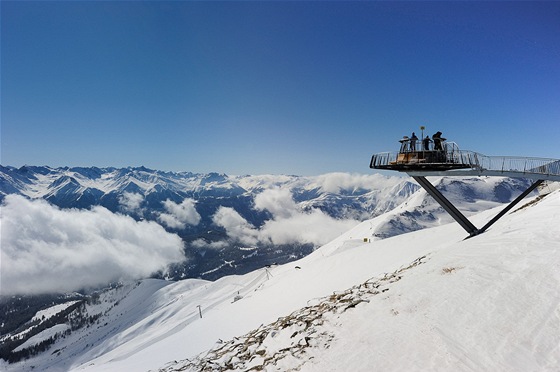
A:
[475,179,544,236]
[412,176,478,236]
[411,176,544,239]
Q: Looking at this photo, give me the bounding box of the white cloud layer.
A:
[210,188,359,248]
[118,192,144,214]
[0,195,185,295]
[315,172,398,193]
[191,239,229,250]
[158,198,201,229]
[212,207,260,246]
[253,188,297,218]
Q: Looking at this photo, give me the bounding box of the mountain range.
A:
[0,166,536,283]
[1,165,422,280]
[1,172,557,371]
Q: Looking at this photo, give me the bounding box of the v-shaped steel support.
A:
[411,176,543,239]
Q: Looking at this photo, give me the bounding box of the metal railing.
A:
[369,152,395,168]
[476,155,560,177]
[370,142,482,169]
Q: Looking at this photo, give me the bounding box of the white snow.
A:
[5,186,559,372]
[14,325,70,353]
[31,301,80,323]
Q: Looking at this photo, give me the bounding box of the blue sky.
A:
[2,1,559,175]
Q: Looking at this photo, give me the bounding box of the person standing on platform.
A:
[410,132,418,151]
[433,131,443,151]
[423,136,432,151]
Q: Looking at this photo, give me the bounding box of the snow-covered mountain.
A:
[0,166,413,219]
[2,183,558,371]
[1,166,419,280]
[0,166,535,282]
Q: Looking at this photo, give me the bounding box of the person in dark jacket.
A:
[432,131,443,151]
[423,136,432,151]
[410,132,418,151]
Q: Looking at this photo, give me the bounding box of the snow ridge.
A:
[160,256,427,372]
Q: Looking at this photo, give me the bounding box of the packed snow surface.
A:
[4,189,560,371]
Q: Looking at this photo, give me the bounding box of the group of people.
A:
[400,131,444,152]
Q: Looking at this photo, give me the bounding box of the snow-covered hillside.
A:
[3,185,558,371]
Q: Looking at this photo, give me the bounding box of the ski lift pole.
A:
[197,305,202,318]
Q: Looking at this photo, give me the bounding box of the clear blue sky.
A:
[2,1,559,175]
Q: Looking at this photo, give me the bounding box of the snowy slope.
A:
[4,187,558,371]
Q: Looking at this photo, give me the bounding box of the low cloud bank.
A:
[314,172,397,194]
[208,188,359,248]
[1,195,185,295]
[158,198,201,229]
[119,191,144,215]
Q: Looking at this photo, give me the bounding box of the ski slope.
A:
[4,188,559,372]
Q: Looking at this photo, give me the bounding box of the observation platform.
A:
[370,141,560,182]
[369,137,560,238]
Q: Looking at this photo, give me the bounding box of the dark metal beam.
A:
[411,176,544,239]
[412,176,478,236]
[475,179,544,236]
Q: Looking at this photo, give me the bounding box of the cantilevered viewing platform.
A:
[370,141,560,182]
[370,136,560,238]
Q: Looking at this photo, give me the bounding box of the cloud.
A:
[191,239,229,250]
[118,192,144,214]
[315,172,398,193]
[158,198,201,229]
[0,195,185,295]
[209,188,359,248]
[212,207,259,246]
[258,210,357,246]
[253,188,297,218]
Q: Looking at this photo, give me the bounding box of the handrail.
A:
[475,155,560,177]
